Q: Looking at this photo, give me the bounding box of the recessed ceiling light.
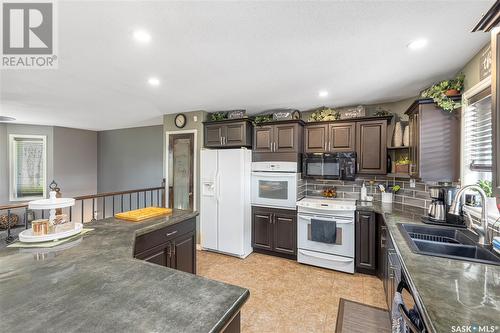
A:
[319,90,329,98]
[148,77,160,86]
[407,39,428,50]
[0,116,16,122]
[133,29,151,43]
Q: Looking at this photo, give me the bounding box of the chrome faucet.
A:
[448,185,491,246]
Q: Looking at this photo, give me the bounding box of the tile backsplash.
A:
[305,176,455,209]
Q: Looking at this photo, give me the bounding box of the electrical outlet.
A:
[409,179,416,188]
[193,115,198,122]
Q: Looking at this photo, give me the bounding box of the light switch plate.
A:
[193,115,198,122]
[409,179,416,188]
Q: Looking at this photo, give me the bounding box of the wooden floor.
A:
[197,250,387,333]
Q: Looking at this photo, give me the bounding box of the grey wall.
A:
[97,125,163,193]
[0,124,8,204]
[460,42,490,92]
[53,127,97,197]
[0,124,98,205]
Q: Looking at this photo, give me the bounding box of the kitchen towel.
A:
[311,219,336,243]
[391,292,405,333]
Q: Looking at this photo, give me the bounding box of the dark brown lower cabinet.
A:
[355,210,377,275]
[134,217,196,274]
[252,206,297,259]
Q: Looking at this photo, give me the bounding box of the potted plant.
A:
[308,107,340,122]
[395,156,411,174]
[253,114,273,125]
[420,73,465,112]
[209,112,228,121]
[477,180,499,215]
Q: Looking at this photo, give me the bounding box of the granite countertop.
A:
[0,210,249,333]
[357,201,500,333]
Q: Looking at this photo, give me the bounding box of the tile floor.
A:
[197,250,387,333]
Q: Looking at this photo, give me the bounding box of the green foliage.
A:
[391,185,401,193]
[420,73,465,112]
[308,107,340,122]
[209,112,228,121]
[477,180,493,198]
[253,114,273,124]
[396,156,411,165]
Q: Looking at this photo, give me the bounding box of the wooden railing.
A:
[0,184,166,244]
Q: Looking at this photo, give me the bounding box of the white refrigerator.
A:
[200,148,252,258]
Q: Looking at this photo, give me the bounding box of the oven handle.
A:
[251,172,297,178]
[299,250,354,262]
[298,214,353,224]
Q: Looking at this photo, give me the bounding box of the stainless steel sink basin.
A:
[398,224,500,266]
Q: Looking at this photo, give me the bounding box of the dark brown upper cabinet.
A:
[405,99,460,182]
[253,120,304,154]
[329,123,355,152]
[254,125,274,152]
[356,119,388,174]
[304,124,328,153]
[251,206,297,259]
[304,121,364,153]
[203,119,252,148]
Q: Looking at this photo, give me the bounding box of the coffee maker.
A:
[423,186,466,228]
[427,187,446,221]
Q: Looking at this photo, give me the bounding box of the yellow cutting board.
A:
[115,207,172,222]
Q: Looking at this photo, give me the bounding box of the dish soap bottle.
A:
[361,182,367,201]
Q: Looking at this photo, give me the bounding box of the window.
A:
[462,80,492,185]
[9,134,47,201]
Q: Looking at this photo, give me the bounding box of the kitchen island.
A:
[357,202,500,333]
[0,210,248,333]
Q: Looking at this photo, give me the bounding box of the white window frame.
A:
[9,134,48,201]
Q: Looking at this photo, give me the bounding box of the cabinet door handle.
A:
[223,137,226,145]
[167,243,172,257]
[166,230,178,237]
[328,141,331,151]
[220,137,223,145]
[172,243,176,257]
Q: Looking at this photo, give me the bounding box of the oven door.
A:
[251,172,297,209]
[297,213,354,258]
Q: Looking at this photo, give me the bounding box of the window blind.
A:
[464,88,492,172]
[11,136,46,199]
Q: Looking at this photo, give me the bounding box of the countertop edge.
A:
[210,289,250,333]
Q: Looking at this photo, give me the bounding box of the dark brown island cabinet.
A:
[203,119,253,148]
[304,122,355,153]
[405,98,460,182]
[251,206,297,259]
[252,120,304,162]
[354,210,377,275]
[134,217,196,274]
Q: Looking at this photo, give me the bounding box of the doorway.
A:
[166,130,197,211]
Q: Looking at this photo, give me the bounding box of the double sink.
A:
[398,224,500,266]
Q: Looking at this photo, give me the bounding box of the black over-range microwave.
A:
[302,152,356,180]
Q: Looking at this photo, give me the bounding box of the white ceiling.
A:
[0,0,493,131]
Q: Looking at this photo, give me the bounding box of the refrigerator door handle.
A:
[216,172,221,203]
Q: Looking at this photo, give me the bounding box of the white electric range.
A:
[296,197,357,273]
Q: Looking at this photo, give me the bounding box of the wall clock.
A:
[175,114,186,128]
